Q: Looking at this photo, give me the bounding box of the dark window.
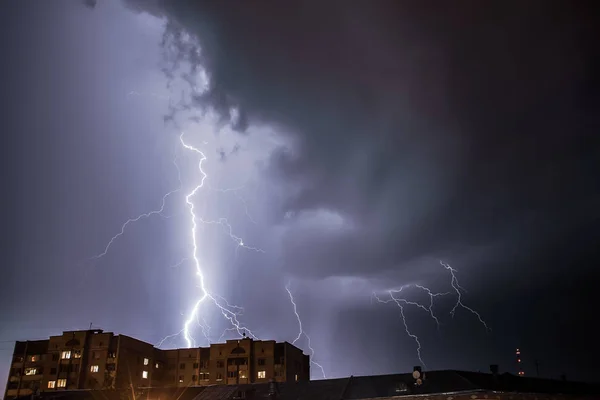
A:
[99,342,103,347]
[216,361,224,368]
[52,353,59,361]
[227,371,237,378]
[193,363,199,369]
[179,363,185,370]
[192,375,197,381]
[258,358,266,366]
[106,364,116,371]
[200,360,208,368]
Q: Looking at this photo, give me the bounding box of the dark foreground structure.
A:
[7,369,600,400]
[4,330,309,400]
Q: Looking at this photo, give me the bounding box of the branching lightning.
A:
[372,290,426,368]
[440,261,491,331]
[178,131,260,347]
[285,282,327,379]
[90,158,182,261]
[374,260,490,367]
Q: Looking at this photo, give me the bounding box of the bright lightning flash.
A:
[178,131,260,348]
[285,282,327,379]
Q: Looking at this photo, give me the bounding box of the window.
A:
[274,371,282,377]
[52,353,59,361]
[178,376,184,383]
[108,352,117,358]
[239,371,247,379]
[155,363,159,369]
[61,351,71,360]
[73,350,81,359]
[57,379,67,388]
[90,365,99,373]
[216,373,223,381]
[179,363,185,370]
[48,381,56,389]
[142,371,148,379]
[227,371,237,378]
[258,358,266,366]
[191,375,197,382]
[28,355,39,362]
[295,374,298,382]
[193,362,199,369]
[25,368,37,376]
[201,373,209,380]
[257,371,266,379]
[216,361,224,368]
[143,358,149,366]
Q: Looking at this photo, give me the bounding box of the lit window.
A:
[25,368,37,376]
[57,379,67,388]
[239,371,247,379]
[61,351,71,360]
[142,371,148,379]
[29,355,38,362]
[90,365,99,373]
[143,358,149,366]
[257,371,266,379]
[73,350,81,359]
[216,373,223,381]
[48,381,56,389]
[155,363,159,369]
[295,374,298,382]
[178,376,184,383]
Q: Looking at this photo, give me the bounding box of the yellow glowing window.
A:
[257,371,266,379]
[48,381,56,389]
[57,379,67,388]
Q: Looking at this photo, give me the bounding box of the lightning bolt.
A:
[374,261,490,367]
[90,157,182,261]
[440,261,491,331]
[178,131,259,348]
[285,282,327,379]
[372,290,426,368]
[414,285,451,329]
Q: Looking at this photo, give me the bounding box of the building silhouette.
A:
[3,329,309,400]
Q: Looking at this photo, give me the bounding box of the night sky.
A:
[1,0,599,395]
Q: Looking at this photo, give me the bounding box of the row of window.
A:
[47,379,67,388]
[167,358,268,370]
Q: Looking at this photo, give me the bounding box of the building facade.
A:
[3,330,310,400]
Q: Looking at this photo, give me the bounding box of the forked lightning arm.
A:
[285,282,327,379]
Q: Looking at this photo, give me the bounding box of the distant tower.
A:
[516,348,524,376]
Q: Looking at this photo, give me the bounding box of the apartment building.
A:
[3,330,309,400]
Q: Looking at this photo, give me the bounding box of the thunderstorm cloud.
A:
[0,0,598,389]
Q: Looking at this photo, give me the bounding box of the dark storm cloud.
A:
[124,0,599,282]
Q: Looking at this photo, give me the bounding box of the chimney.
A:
[490,364,499,375]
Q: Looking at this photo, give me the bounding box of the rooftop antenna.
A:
[89,322,93,330]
